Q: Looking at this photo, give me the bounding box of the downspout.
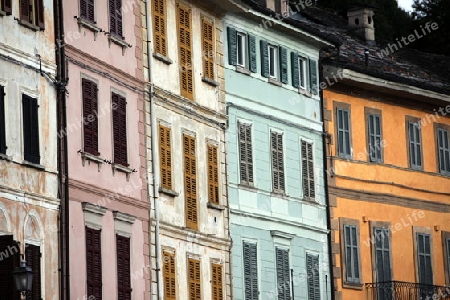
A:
[144,1,161,299]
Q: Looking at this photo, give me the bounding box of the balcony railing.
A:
[366,281,450,300]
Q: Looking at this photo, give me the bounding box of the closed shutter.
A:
[153,0,167,56]
[280,47,288,84]
[86,226,102,300]
[408,122,422,168]
[309,60,318,95]
[437,128,450,174]
[0,236,20,300]
[178,4,193,99]
[188,258,201,300]
[276,248,291,300]
[271,131,285,192]
[368,114,382,162]
[301,141,315,199]
[243,242,258,300]
[211,263,223,300]
[0,86,6,154]
[238,123,253,185]
[34,0,45,29]
[337,108,351,158]
[3,0,12,14]
[20,0,30,22]
[291,53,300,88]
[446,238,450,282]
[202,18,214,80]
[374,228,391,283]
[227,27,237,66]
[306,254,320,300]
[159,125,172,190]
[82,79,99,156]
[22,95,40,164]
[109,0,123,38]
[207,144,219,204]
[80,0,95,22]
[417,233,433,285]
[112,93,128,166]
[344,225,360,283]
[260,40,269,78]
[248,35,257,72]
[184,134,198,230]
[163,251,176,300]
[25,244,41,300]
[117,235,132,300]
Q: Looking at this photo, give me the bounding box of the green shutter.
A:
[227,27,237,66]
[260,40,269,78]
[309,59,318,95]
[248,34,257,73]
[307,254,320,300]
[243,242,258,300]
[291,52,300,88]
[280,47,288,84]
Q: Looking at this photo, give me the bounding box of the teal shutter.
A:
[280,47,288,84]
[276,248,291,300]
[309,60,318,95]
[243,242,258,300]
[260,40,269,78]
[291,52,300,88]
[306,254,320,300]
[248,35,257,73]
[227,27,237,66]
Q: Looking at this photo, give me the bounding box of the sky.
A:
[397,0,414,11]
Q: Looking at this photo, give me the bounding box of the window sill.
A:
[80,151,103,171]
[76,17,101,40]
[112,163,134,181]
[235,66,251,75]
[108,35,132,55]
[0,10,10,16]
[298,88,312,97]
[268,77,282,86]
[22,160,45,170]
[159,187,179,197]
[303,197,317,203]
[18,19,41,31]
[0,153,11,161]
[153,53,173,65]
[271,191,288,198]
[237,183,256,191]
[207,202,225,211]
[342,282,364,290]
[202,77,219,87]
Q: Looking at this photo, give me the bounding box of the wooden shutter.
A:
[112,93,128,166]
[275,248,290,300]
[184,134,197,230]
[291,53,300,88]
[0,236,20,299]
[417,233,433,285]
[306,254,320,300]
[207,144,219,204]
[153,0,167,56]
[260,40,269,78]
[202,18,214,80]
[301,141,315,199]
[238,123,253,185]
[163,251,176,300]
[80,0,95,23]
[446,238,450,282]
[271,131,284,192]
[337,108,351,157]
[280,47,288,84]
[23,95,40,164]
[117,235,132,300]
[248,35,257,73]
[309,60,318,95]
[3,0,12,14]
[25,244,41,300]
[86,226,102,300]
[0,86,6,154]
[82,79,99,156]
[437,128,450,173]
[177,4,193,99]
[20,0,30,22]
[344,225,360,283]
[408,122,422,168]
[368,114,382,162]
[243,242,258,300]
[159,125,172,190]
[227,27,237,66]
[188,258,201,300]
[34,0,44,29]
[211,263,223,300]
[374,228,391,283]
[109,0,122,38]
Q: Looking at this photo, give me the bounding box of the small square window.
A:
[268,45,279,79]
[237,32,247,68]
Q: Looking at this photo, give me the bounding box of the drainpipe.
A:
[144,1,161,299]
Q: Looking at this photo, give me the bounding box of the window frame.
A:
[109,0,123,39]
[442,231,450,285]
[434,123,450,175]
[0,0,12,15]
[334,102,352,159]
[20,0,45,29]
[412,226,434,285]
[339,217,363,289]
[298,56,307,90]
[236,32,248,68]
[406,116,423,170]
[365,108,383,163]
[268,44,279,79]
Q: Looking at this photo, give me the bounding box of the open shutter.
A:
[0,236,20,299]
[178,5,193,99]
[159,125,172,190]
[260,40,269,78]
[86,227,102,300]
[153,0,167,56]
[306,254,320,300]
[243,242,258,300]
[248,35,257,72]
[202,18,214,80]
[280,47,288,84]
[211,263,223,300]
[188,258,201,300]
[25,244,41,300]
[184,135,198,230]
[117,235,132,300]
[0,86,6,154]
[309,60,318,95]
[112,93,128,166]
[3,0,12,14]
[34,0,44,29]
[163,251,176,300]
[20,0,30,22]
[207,144,219,204]
[23,95,40,164]
[291,53,300,88]
[227,27,237,66]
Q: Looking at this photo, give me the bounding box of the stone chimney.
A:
[347,6,375,45]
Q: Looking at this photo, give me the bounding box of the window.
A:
[291,53,307,89]
[188,258,201,300]
[340,219,362,285]
[0,86,6,154]
[112,93,128,166]
[407,120,422,169]
[20,0,44,29]
[207,144,219,204]
[153,0,167,56]
[86,226,102,300]
[243,242,258,300]
[22,94,40,164]
[184,134,198,230]
[437,127,450,174]
[82,79,99,156]
[306,254,320,300]
[227,28,257,72]
[0,235,20,299]
[202,18,214,80]
[163,251,176,300]
[443,232,450,285]
[268,45,278,79]
[275,0,289,15]
[336,106,351,158]
[236,32,247,67]
[0,0,12,15]
[159,124,172,190]
[373,228,391,283]
[299,57,307,89]
[25,244,42,300]
[416,232,433,285]
[116,235,131,300]
[80,0,95,23]
[211,263,223,300]
[275,247,290,300]
[367,113,382,162]
[177,4,193,100]
[238,123,254,185]
[301,140,315,199]
[271,131,285,192]
[109,0,123,38]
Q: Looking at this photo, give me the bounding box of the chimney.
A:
[347,6,375,45]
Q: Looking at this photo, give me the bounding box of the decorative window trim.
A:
[111,163,134,181]
[80,151,103,171]
[268,44,279,79]
[82,202,106,230]
[108,34,132,55]
[76,17,101,40]
[113,211,135,238]
[270,230,294,246]
[339,217,363,289]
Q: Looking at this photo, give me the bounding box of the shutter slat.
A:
[248,34,257,72]
[309,60,318,95]
[159,125,173,189]
[280,47,288,84]
[227,27,237,66]
[260,40,269,77]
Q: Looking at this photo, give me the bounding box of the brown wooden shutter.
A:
[159,125,172,190]
[0,236,20,299]
[20,0,30,22]
[82,79,99,156]
[177,4,193,99]
[117,235,132,300]
[3,0,12,14]
[112,93,128,166]
[184,134,197,230]
[207,144,219,204]
[25,244,41,300]
[153,0,167,56]
[34,0,44,29]
[22,95,40,164]
[188,258,201,300]
[163,251,176,300]
[86,226,102,300]
[109,0,123,38]
[80,0,95,22]
[201,18,214,80]
[211,263,223,300]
